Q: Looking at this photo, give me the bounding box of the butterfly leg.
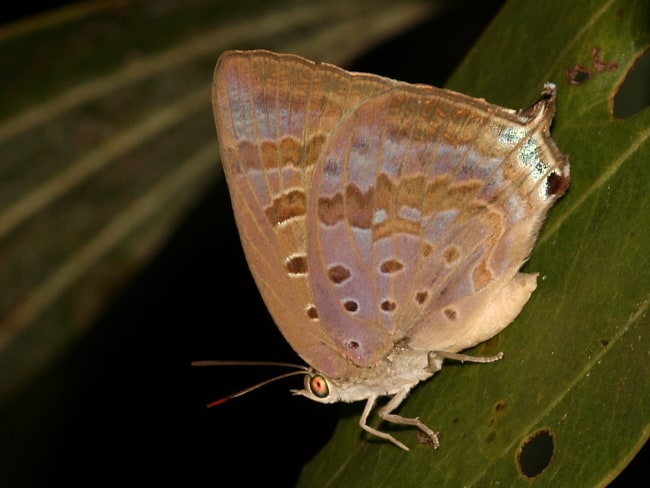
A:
[364,390,441,450]
[360,394,417,451]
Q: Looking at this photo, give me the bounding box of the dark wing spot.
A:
[380,259,404,273]
[346,184,373,229]
[286,255,307,274]
[318,193,344,226]
[345,340,360,350]
[328,265,351,284]
[381,300,396,312]
[545,171,567,196]
[415,291,428,304]
[443,246,460,264]
[259,140,279,170]
[306,306,319,319]
[473,260,493,291]
[279,135,301,166]
[265,190,306,226]
[343,300,358,312]
[444,308,457,320]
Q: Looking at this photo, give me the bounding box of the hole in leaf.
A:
[614,48,650,118]
[566,65,592,85]
[517,429,555,479]
[494,400,507,413]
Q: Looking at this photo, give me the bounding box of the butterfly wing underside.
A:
[307,87,569,367]
[214,49,569,377]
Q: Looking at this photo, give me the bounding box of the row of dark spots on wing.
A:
[282,214,469,332]
[258,139,512,230]
[317,174,425,236]
[317,176,505,254]
[248,134,326,172]
[284,255,320,321]
[253,129,500,232]
[284,252,463,324]
[283,239,474,333]
[283,258,462,357]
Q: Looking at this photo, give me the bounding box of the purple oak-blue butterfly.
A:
[210,50,569,450]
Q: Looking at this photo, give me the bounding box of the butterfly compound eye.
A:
[308,374,329,398]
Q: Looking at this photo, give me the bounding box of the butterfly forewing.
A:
[214,50,401,377]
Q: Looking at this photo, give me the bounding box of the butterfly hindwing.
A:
[308,85,569,364]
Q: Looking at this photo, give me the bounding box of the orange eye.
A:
[308,374,329,398]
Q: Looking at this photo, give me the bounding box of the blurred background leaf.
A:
[0,0,646,486]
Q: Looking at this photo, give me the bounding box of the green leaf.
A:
[299,0,649,486]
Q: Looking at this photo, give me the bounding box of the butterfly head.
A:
[291,370,382,405]
[292,370,387,405]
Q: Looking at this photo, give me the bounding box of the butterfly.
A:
[207,49,569,451]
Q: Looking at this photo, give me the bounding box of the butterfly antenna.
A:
[191,360,309,370]
[191,360,311,408]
